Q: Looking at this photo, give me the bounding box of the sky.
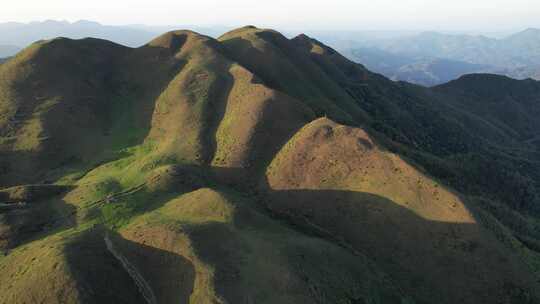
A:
[1,0,540,31]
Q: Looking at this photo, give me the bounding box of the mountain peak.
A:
[505,27,540,41]
[291,33,337,56]
[522,27,540,33]
[293,33,311,41]
[218,25,279,40]
[290,33,313,48]
[146,30,213,52]
[39,19,70,26]
[73,20,101,27]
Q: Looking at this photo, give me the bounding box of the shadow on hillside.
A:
[63,227,147,304]
[107,230,196,304]
[0,43,192,188]
[192,165,538,304]
[221,33,336,105]
[203,64,234,164]
[266,190,539,304]
[221,32,369,124]
[64,227,195,304]
[0,185,76,252]
[14,164,531,304]
[220,35,283,90]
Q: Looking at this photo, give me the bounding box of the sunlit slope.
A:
[141,30,316,181]
[295,34,540,214]
[265,118,540,304]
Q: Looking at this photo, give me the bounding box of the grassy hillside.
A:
[218,26,368,124]
[0,37,131,186]
[1,26,540,303]
[265,118,538,303]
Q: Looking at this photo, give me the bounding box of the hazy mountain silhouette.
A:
[343,28,540,85]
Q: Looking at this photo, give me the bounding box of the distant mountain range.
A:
[1,20,538,86]
[377,28,540,67]
[343,47,492,86]
[0,20,232,51]
[0,20,156,48]
[341,28,540,85]
[0,45,20,58]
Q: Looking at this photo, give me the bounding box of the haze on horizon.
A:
[1,0,539,31]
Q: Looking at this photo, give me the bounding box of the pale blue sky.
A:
[2,0,539,31]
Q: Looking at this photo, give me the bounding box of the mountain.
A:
[345,47,491,86]
[0,45,20,57]
[2,21,538,86]
[341,28,540,85]
[501,28,540,62]
[502,65,540,80]
[377,31,504,65]
[0,20,157,49]
[342,47,413,76]
[434,74,540,140]
[1,27,540,304]
[392,58,491,86]
[126,23,232,39]
[0,20,233,57]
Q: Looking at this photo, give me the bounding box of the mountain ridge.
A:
[1,26,540,304]
[342,28,540,85]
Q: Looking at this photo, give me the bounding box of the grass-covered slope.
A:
[1,26,540,303]
[218,26,368,124]
[0,228,150,304]
[295,34,540,213]
[0,38,131,186]
[264,118,539,304]
[114,187,405,303]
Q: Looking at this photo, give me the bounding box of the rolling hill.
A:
[1,26,540,303]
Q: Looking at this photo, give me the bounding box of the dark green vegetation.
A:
[1,27,540,303]
[343,28,540,85]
